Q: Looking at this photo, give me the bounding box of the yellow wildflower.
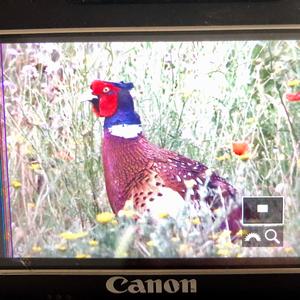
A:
[209,233,219,241]
[297,159,300,168]
[88,240,99,247]
[218,230,232,240]
[96,212,115,224]
[25,145,35,156]
[32,245,42,253]
[246,117,255,125]
[213,208,222,217]
[182,89,193,99]
[171,236,180,243]
[16,135,26,144]
[216,153,231,161]
[30,163,41,171]
[287,79,300,87]
[191,217,201,225]
[239,152,250,161]
[217,241,234,249]
[11,180,22,189]
[27,202,36,209]
[236,229,248,237]
[284,247,295,254]
[158,212,169,219]
[146,240,156,247]
[179,243,192,256]
[111,220,118,226]
[59,231,88,241]
[118,209,136,219]
[217,249,231,257]
[116,251,128,258]
[55,244,67,252]
[75,253,91,259]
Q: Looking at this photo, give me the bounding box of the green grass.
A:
[2,40,300,258]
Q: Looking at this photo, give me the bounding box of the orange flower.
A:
[232,142,249,156]
[286,92,300,102]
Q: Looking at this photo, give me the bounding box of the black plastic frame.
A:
[1,0,300,279]
[1,29,300,272]
[1,3,300,300]
[0,257,300,270]
[0,0,298,30]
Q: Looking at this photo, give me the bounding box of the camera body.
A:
[1,1,300,298]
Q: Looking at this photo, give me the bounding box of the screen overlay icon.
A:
[242,197,284,247]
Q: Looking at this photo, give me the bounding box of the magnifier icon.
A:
[265,229,280,244]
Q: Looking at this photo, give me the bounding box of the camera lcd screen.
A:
[0,39,299,259]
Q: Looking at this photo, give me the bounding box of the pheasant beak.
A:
[85,97,101,117]
[80,98,99,103]
[88,98,100,105]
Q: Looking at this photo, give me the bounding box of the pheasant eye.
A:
[103,87,110,93]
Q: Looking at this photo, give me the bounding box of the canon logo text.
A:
[106,276,197,294]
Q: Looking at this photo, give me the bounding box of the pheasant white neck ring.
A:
[108,124,143,138]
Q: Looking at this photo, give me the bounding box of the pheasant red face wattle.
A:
[97,93,118,117]
[90,80,120,117]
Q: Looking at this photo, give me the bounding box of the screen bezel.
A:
[1,26,300,274]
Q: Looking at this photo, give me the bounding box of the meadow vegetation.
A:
[1,40,300,258]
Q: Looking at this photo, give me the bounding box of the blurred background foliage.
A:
[1,40,300,258]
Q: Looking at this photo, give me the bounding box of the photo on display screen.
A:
[0,40,299,259]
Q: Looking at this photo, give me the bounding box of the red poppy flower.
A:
[232,142,249,156]
[286,92,300,102]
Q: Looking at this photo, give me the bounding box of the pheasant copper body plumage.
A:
[89,80,241,233]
